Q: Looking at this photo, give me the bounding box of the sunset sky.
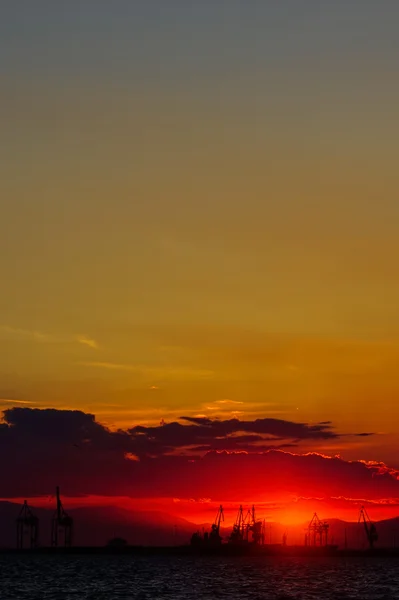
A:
[1,2,399,526]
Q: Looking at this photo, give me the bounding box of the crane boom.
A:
[358,506,378,548]
[56,486,62,520]
[215,505,224,529]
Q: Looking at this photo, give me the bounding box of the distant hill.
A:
[0,502,199,548]
[2,501,399,549]
[270,517,399,549]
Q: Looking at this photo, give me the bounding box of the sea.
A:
[0,555,398,600]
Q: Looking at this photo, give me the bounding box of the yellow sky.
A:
[1,3,399,468]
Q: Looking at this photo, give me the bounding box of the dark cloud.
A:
[189,440,297,453]
[0,407,388,503]
[128,415,374,456]
[128,416,341,456]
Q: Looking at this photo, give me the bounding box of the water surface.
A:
[0,555,398,599]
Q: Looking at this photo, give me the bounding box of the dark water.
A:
[0,555,398,600]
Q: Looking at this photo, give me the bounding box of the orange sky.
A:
[1,3,399,523]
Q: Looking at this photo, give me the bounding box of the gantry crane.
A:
[229,505,265,545]
[306,513,329,546]
[51,486,73,547]
[16,500,39,549]
[358,506,378,549]
[191,504,268,547]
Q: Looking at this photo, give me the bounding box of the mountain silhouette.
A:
[0,502,199,548]
[2,501,399,549]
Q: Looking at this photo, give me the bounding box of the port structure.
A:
[228,505,265,546]
[191,505,225,546]
[306,513,329,547]
[190,505,223,546]
[16,500,39,549]
[209,504,224,545]
[358,506,378,549]
[229,505,247,543]
[248,505,264,545]
[51,486,73,547]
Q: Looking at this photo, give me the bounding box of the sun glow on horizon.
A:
[4,494,399,529]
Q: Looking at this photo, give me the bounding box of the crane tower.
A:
[358,506,378,549]
[51,486,73,547]
[306,513,329,547]
[16,500,39,549]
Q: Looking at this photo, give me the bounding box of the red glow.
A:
[4,493,399,527]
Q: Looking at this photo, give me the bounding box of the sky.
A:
[1,2,399,527]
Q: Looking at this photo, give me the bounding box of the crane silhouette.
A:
[358,506,378,549]
[51,486,73,547]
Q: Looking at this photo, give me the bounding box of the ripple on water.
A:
[0,555,398,600]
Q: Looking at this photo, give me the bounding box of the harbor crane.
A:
[209,505,224,545]
[306,513,329,547]
[229,505,265,545]
[51,486,73,547]
[229,505,246,543]
[16,500,39,549]
[248,505,263,545]
[191,504,265,547]
[358,506,378,549]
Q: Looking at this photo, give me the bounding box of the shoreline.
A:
[2,545,399,558]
